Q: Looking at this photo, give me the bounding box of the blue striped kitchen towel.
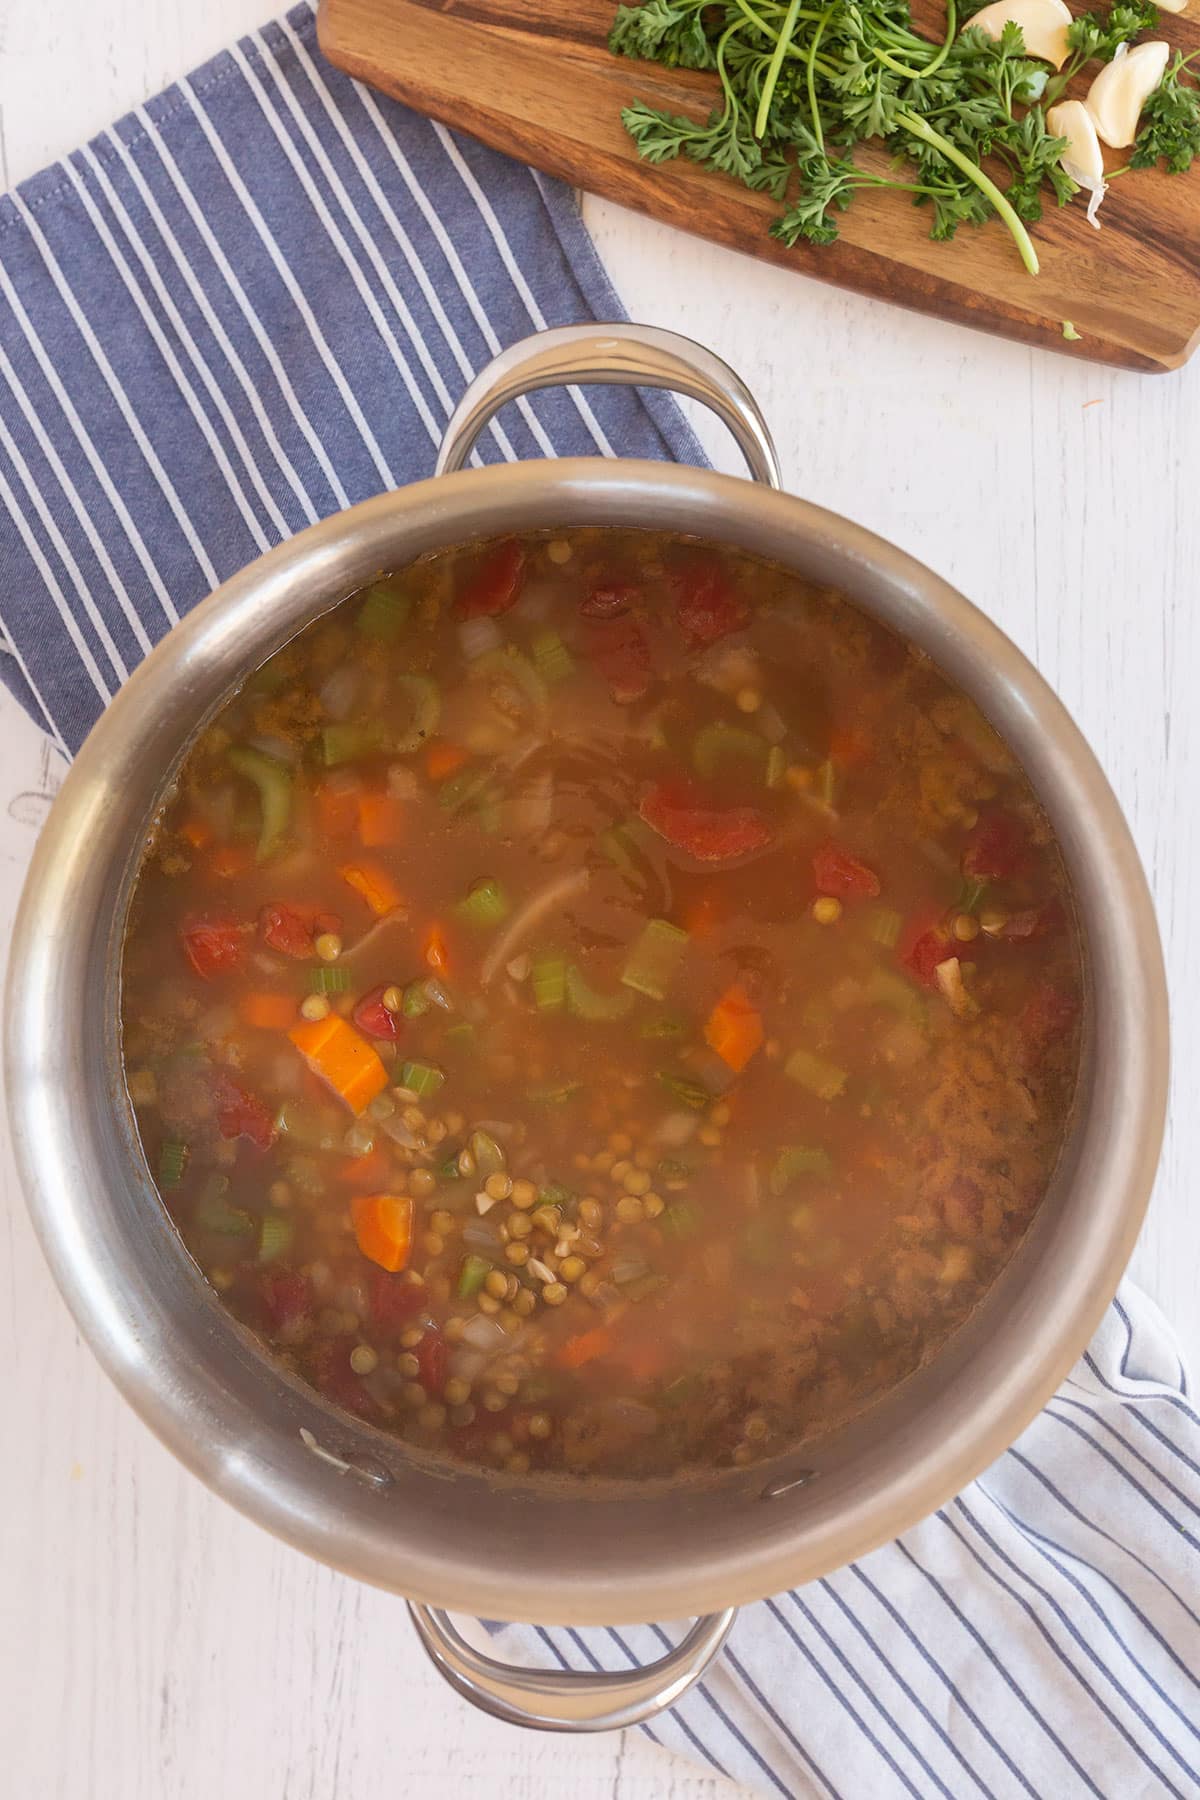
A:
[0,10,1195,1799]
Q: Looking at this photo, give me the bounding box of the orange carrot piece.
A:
[423,924,450,975]
[238,991,298,1031]
[210,844,251,879]
[315,780,361,837]
[340,860,403,917]
[704,983,764,1074]
[288,1014,388,1115]
[557,1326,613,1370]
[180,816,211,850]
[350,1193,414,1273]
[358,791,405,848]
[425,741,468,782]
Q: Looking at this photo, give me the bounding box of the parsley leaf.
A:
[1130,52,1200,173]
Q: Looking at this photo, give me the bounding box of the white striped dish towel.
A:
[0,11,1193,1796]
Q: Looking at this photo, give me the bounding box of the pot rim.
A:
[4,458,1169,1624]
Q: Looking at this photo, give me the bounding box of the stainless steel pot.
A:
[4,324,1168,1733]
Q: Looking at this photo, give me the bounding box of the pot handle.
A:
[435,322,782,489]
[407,1602,737,1733]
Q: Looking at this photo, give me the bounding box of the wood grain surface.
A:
[317,0,1200,373]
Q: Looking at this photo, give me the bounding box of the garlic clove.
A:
[1046,99,1109,228]
[963,0,1073,67]
[1085,40,1171,148]
[1155,0,1187,13]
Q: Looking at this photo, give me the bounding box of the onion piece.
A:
[457,615,502,662]
[480,865,590,986]
[318,666,359,719]
[460,1315,508,1352]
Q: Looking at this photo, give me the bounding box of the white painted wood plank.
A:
[0,3,1195,1796]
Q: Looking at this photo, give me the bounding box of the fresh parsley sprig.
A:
[610,0,1196,271]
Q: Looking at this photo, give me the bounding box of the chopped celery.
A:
[599,825,644,884]
[869,907,903,949]
[865,967,927,1021]
[455,877,509,928]
[538,1182,574,1208]
[566,965,634,1022]
[400,1059,445,1097]
[469,1130,506,1178]
[402,980,432,1018]
[157,1141,188,1190]
[532,950,566,1013]
[457,1253,491,1298]
[356,578,412,641]
[527,1080,581,1104]
[656,1071,710,1110]
[274,1101,342,1151]
[259,1214,294,1262]
[195,1177,253,1236]
[444,1022,475,1050]
[228,746,292,861]
[765,745,786,789]
[437,1152,464,1181]
[769,1146,833,1195]
[392,674,440,754]
[692,721,767,780]
[959,876,989,914]
[322,721,383,767]
[639,1015,684,1039]
[661,1198,701,1236]
[308,965,350,994]
[531,629,575,685]
[621,918,688,1001]
[438,766,492,814]
[784,1048,847,1100]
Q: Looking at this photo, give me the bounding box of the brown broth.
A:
[120,528,1084,1480]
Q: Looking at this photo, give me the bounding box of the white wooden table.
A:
[1,3,1196,1796]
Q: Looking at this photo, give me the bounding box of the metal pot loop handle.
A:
[422,320,755,1729]
[435,321,782,490]
[408,1603,737,1732]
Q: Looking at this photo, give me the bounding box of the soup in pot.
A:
[120,529,1083,1479]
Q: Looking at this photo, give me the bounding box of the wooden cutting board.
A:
[317,0,1200,372]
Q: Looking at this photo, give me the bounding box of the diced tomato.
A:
[903,929,947,987]
[260,1269,311,1335]
[639,782,773,862]
[181,916,244,980]
[260,902,314,959]
[963,810,1029,880]
[310,1335,378,1419]
[368,1267,425,1332]
[580,582,636,619]
[585,614,652,704]
[214,1074,276,1150]
[454,539,526,618]
[671,553,748,649]
[898,906,950,986]
[416,1328,447,1398]
[352,985,402,1042]
[812,840,881,899]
